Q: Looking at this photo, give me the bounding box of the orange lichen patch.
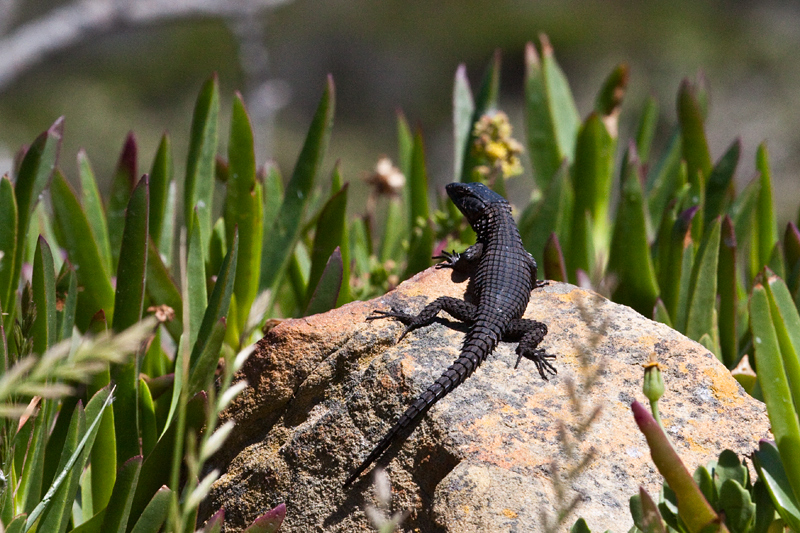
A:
[502,508,519,519]
[461,505,472,516]
[703,366,744,405]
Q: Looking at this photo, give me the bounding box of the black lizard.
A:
[344,182,555,487]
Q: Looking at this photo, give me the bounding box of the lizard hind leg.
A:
[367,296,478,341]
[504,318,556,379]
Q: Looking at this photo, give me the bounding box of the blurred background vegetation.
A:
[1,0,799,226]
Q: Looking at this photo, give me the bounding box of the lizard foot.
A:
[433,249,461,269]
[366,308,416,341]
[514,348,557,380]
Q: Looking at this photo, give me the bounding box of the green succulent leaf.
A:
[187,318,226,396]
[525,38,580,189]
[261,76,334,293]
[635,96,659,165]
[752,440,800,530]
[305,247,343,316]
[685,217,721,344]
[632,401,723,532]
[99,455,142,533]
[31,237,57,355]
[226,93,264,331]
[113,175,149,332]
[129,486,172,533]
[77,150,112,276]
[187,209,208,350]
[184,74,220,253]
[677,78,712,196]
[148,134,173,249]
[106,133,138,274]
[404,130,434,279]
[608,145,659,316]
[0,175,18,317]
[751,283,800,505]
[459,49,500,184]
[752,144,779,280]
[145,239,183,343]
[519,161,572,262]
[50,171,114,331]
[453,64,475,182]
[306,182,348,309]
[647,130,683,229]
[704,139,740,229]
[718,217,738,368]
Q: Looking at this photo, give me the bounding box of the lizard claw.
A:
[534,279,549,290]
[433,250,461,269]
[515,348,557,380]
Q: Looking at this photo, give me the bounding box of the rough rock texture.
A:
[203,267,770,532]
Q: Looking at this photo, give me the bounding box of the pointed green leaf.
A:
[379,197,404,263]
[396,111,414,182]
[148,134,173,249]
[306,183,348,308]
[678,78,712,190]
[188,318,226,396]
[187,209,207,350]
[184,74,220,251]
[226,93,264,330]
[32,401,84,533]
[673,208,699,333]
[542,233,567,282]
[77,150,112,275]
[13,117,63,294]
[730,175,760,269]
[305,247,343,316]
[608,146,659,316]
[408,129,430,232]
[31,237,57,354]
[107,133,138,273]
[594,63,628,121]
[646,130,684,228]
[90,400,116,512]
[519,161,572,262]
[26,388,112,532]
[99,455,142,533]
[130,392,206,523]
[55,259,77,343]
[685,217,721,343]
[453,63,475,182]
[459,49,500,183]
[113,175,149,332]
[0,175,18,317]
[752,144,778,279]
[653,298,673,328]
[261,76,334,292]
[191,230,238,368]
[139,378,158,459]
[525,38,580,189]
[632,401,721,532]
[751,284,800,504]
[158,181,176,268]
[50,171,114,331]
[635,96,659,165]
[572,112,614,261]
[718,216,738,368]
[752,440,800,530]
[129,486,172,533]
[261,163,284,248]
[764,274,800,425]
[704,139,740,228]
[145,239,182,343]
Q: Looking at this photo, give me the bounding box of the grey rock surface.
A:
[203,267,770,532]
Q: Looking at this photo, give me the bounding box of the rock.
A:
[203,267,770,532]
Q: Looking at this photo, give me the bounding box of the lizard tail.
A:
[344,325,500,486]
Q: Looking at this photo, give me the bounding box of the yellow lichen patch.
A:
[704,366,744,405]
[502,508,519,519]
[461,505,472,516]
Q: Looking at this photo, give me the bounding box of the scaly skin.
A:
[344,182,554,487]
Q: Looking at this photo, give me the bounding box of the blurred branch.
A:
[0,0,292,91]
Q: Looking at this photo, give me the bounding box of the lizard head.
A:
[445,182,508,226]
